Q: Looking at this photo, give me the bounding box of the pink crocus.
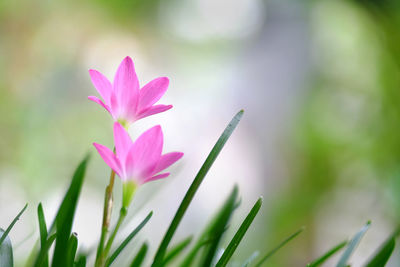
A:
[93,122,183,206]
[88,56,173,125]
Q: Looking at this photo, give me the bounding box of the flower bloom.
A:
[93,122,183,206]
[88,56,173,125]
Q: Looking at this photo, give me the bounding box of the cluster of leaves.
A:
[0,111,399,266]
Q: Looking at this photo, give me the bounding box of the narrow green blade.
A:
[162,236,192,266]
[307,241,347,267]
[200,186,239,267]
[106,211,153,266]
[75,255,87,267]
[33,234,57,267]
[0,203,28,247]
[66,233,78,267]
[364,227,400,267]
[151,110,244,266]
[130,243,148,267]
[52,155,90,267]
[0,229,13,267]
[336,221,371,267]
[215,197,263,267]
[254,227,303,267]
[37,203,49,267]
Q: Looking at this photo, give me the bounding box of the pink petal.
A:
[153,152,183,175]
[93,143,122,178]
[141,172,170,184]
[138,77,169,111]
[88,96,113,115]
[113,122,133,164]
[113,56,139,116]
[89,69,113,104]
[136,104,173,120]
[125,125,163,178]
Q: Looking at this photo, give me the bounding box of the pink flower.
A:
[94,122,183,191]
[88,56,173,125]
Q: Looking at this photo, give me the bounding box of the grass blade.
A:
[215,197,263,267]
[336,221,371,267]
[151,110,244,266]
[0,203,28,247]
[66,233,78,267]
[34,234,57,267]
[52,155,90,267]
[253,227,304,266]
[200,186,239,267]
[307,241,347,267]
[0,229,13,267]
[364,227,400,267]
[162,236,193,266]
[106,211,153,266]
[75,254,87,267]
[37,203,49,267]
[130,242,148,267]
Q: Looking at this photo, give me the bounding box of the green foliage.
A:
[130,243,148,267]
[307,241,347,267]
[364,227,400,267]
[0,204,27,247]
[162,236,193,266]
[51,155,90,267]
[0,229,13,267]
[106,211,153,266]
[151,110,244,266]
[216,197,262,267]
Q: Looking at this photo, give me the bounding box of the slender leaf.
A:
[75,255,87,267]
[106,211,153,266]
[254,227,303,267]
[336,221,371,267]
[152,110,244,266]
[130,243,148,267]
[0,204,27,247]
[307,241,347,267]
[66,233,78,267]
[200,186,239,267]
[37,203,49,267]
[162,237,193,266]
[215,197,263,267]
[33,234,57,267]
[0,229,13,267]
[52,155,90,267]
[365,227,400,267]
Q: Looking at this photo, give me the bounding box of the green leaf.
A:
[36,203,49,267]
[364,227,400,267]
[179,184,239,267]
[162,236,193,266]
[51,155,90,267]
[200,186,239,267]
[215,197,263,267]
[66,233,78,267]
[130,243,148,267]
[33,234,57,267]
[151,110,244,266]
[0,203,28,247]
[307,241,347,267]
[254,227,304,267]
[75,255,87,267]
[106,211,153,266]
[336,221,371,267]
[0,229,13,267]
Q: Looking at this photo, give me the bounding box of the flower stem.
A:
[95,169,116,267]
[103,207,128,259]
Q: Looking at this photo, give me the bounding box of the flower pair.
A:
[90,57,183,206]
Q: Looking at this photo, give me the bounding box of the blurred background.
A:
[1,0,400,266]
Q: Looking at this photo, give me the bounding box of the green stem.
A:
[95,169,116,267]
[103,207,128,259]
